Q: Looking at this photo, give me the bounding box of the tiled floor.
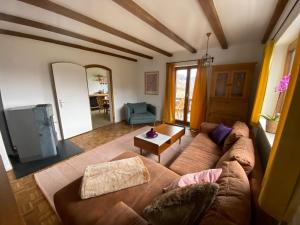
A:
[7,122,148,225]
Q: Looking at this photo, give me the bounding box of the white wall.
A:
[0,35,139,140]
[0,131,12,171]
[86,67,109,95]
[137,42,264,120]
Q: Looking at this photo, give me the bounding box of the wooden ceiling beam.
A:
[0,29,138,62]
[197,0,228,49]
[113,0,197,53]
[18,0,173,57]
[0,12,153,59]
[261,0,289,44]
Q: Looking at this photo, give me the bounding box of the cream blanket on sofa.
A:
[80,156,150,199]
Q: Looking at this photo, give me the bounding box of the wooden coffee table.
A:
[134,124,185,163]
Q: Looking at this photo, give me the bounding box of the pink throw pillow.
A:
[163,168,222,192]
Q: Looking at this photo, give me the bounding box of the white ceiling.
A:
[214,0,277,44]
[0,0,278,60]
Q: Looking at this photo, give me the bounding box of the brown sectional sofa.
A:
[54,122,266,225]
[54,151,179,225]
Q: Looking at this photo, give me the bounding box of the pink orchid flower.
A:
[275,74,291,93]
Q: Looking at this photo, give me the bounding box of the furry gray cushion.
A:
[143,183,219,225]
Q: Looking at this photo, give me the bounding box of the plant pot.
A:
[266,120,278,134]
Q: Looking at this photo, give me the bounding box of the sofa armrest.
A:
[124,104,132,123]
[147,104,156,116]
[200,122,219,134]
[94,201,148,225]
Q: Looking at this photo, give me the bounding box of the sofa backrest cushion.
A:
[199,161,251,225]
[168,133,222,175]
[129,102,147,114]
[223,121,249,152]
[216,137,255,175]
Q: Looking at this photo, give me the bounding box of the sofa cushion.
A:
[130,112,156,125]
[199,161,251,225]
[216,137,255,175]
[54,151,180,225]
[131,112,155,120]
[132,102,147,114]
[144,183,219,225]
[94,201,148,225]
[223,121,249,152]
[169,133,222,175]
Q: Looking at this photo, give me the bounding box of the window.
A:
[260,39,297,146]
[274,40,297,114]
[175,66,197,124]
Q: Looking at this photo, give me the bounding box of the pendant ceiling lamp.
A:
[201,32,214,67]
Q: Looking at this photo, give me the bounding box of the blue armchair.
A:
[124,102,156,125]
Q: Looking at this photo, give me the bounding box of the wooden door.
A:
[52,63,92,139]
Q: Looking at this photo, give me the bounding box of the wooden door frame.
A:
[175,65,197,125]
[85,64,115,123]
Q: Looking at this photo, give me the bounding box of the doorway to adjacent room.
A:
[85,65,115,129]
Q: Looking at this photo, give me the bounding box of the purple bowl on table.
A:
[146,128,158,139]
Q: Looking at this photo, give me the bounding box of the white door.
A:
[52,63,92,139]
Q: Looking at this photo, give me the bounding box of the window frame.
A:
[174,65,197,125]
[274,39,297,114]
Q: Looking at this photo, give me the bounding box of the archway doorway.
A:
[85,64,115,129]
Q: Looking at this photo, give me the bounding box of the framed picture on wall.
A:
[145,71,159,95]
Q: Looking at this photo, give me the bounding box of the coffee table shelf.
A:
[134,124,185,163]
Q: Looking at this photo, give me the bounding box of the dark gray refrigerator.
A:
[6,104,58,162]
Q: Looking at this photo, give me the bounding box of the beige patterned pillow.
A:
[80,156,150,199]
